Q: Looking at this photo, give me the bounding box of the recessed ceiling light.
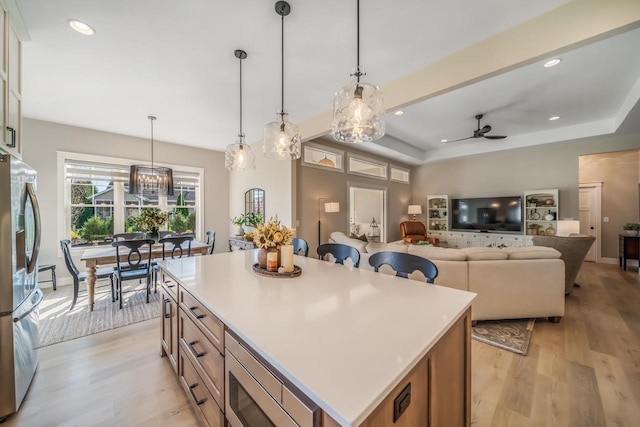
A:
[543,58,561,68]
[394,111,404,116]
[441,139,448,143]
[67,19,95,35]
[549,116,560,121]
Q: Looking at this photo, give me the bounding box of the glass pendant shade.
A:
[263,112,301,160]
[225,134,256,172]
[333,80,385,143]
[129,165,174,196]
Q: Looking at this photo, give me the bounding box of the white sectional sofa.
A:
[329,232,565,322]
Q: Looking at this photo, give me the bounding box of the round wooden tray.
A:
[252,263,302,278]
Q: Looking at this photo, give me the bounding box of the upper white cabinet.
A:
[0,0,22,158]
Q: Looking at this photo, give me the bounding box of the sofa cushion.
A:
[408,246,467,261]
[461,247,509,261]
[366,242,408,255]
[329,232,368,253]
[505,246,561,260]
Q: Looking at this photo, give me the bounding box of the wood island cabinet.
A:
[159,282,178,374]
[160,263,471,427]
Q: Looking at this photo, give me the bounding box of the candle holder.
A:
[252,263,302,278]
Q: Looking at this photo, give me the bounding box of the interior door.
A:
[579,187,597,262]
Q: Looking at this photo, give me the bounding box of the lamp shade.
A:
[557,220,580,236]
[408,205,422,215]
[332,81,385,143]
[324,202,340,213]
[263,116,301,160]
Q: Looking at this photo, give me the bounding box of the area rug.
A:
[38,282,161,348]
[472,318,535,355]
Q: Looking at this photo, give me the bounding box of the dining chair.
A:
[205,230,216,255]
[368,251,438,284]
[113,232,146,241]
[60,239,114,310]
[158,230,175,239]
[317,243,360,268]
[159,235,194,259]
[292,237,309,257]
[112,239,155,309]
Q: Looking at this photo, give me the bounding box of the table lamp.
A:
[408,205,422,221]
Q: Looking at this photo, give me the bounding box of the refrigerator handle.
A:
[13,289,44,323]
[25,183,42,274]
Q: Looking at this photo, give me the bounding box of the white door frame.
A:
[579,182,602,263]
[347,182,388,243]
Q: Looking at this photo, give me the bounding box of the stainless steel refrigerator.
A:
[0,154,42,422]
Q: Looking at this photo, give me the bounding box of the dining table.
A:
[80,240,209,312]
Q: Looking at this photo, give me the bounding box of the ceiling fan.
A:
[446,114,507,143]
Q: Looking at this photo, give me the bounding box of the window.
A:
[59,152,203,248]
[390,166,410,183]
[302,142,344,172]
[347,154,388,180]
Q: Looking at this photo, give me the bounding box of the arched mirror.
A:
[245,188,265,218]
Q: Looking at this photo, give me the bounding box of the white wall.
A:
[228,141,294,235]
[22,118,230,286]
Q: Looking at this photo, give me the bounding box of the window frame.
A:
[346,153,388,181]
[57,151,204,254]
[301,141,345,172]
[389,165,410,184]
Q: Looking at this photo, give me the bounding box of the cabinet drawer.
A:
[161,272,178,300]
[180,310,224,410]
[179,288,224,354]
[179,350,224,427]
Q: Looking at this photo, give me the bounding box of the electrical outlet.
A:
[603,217,609,222]
[393,383,411,422]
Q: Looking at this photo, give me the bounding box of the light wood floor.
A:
[4,262,639,427]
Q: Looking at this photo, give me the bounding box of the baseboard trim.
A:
[599,257,618,265]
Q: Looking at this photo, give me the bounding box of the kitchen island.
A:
[159,250,476,426]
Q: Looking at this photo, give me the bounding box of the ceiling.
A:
[16,0,640,165]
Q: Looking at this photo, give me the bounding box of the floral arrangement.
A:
[244,231,255,241]
[133,208,169,231]
[623,222,640,231]
[254,216,294,249]
[231,214,247,226]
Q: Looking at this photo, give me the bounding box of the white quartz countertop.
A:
[161,250,475,426]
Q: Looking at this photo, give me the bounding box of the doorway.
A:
[578,182,602,262]
[348,185,386,243]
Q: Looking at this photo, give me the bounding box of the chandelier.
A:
[129,116,174,196]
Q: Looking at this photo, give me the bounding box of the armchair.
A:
[400,221,439,246]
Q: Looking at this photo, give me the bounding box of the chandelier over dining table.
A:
[129,115,174,196]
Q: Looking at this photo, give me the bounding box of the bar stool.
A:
[38,264,57,290]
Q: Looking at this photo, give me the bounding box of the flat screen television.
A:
[451,196,523,233]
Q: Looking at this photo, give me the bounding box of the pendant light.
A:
[332,0,385,143]
[263,1,301,160]
[225,49,256,171]
[129,116,174,196]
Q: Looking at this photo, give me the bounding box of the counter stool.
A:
[38,263,57,290]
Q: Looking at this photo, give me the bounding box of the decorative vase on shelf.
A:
[237,225,245,236]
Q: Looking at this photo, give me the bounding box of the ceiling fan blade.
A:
[483,135,507,140]
[446,136,473,143]
[479,125,492,134]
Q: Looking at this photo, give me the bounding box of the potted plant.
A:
[133,208,169,241]
[231,214,247,236]
[623,223,640,236]
[245,212,264,229]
